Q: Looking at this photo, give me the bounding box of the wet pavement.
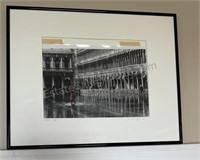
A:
[44,92,149,118]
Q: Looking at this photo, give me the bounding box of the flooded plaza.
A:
[44,90,149,118]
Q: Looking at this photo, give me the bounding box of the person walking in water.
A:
[70,90,76,106]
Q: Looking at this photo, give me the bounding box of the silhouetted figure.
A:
[139,85,144,94]
[70,91,76,106]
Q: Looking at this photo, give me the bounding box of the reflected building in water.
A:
[43,47,149,118]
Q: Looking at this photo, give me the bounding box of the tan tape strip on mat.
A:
[120,41,140,46]
[42,39,63,44]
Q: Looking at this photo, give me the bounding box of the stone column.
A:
[132,73,134,90]
[127,73,130,90]
[120,75,123,89]
[123,74,127,90]
[108,75,110,90]
[116,77,118,90]
[60,57,63,69]
[105,76,107,89]
[141,73,144,88]
[43,58,45,69]
[50,57,54,69]
[43,77,45,89]
[61,76,64,100]
[52,76,55,100]
[110,75,112,90]
[69,57,72,68]
[136,74,139,92]
[143,49,146,63]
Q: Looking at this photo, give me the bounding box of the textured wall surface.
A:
[0,0,199,150]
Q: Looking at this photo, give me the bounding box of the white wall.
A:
[0,144,199,160]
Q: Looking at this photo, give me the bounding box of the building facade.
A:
[75,49,148,95]
[43,49,75,101]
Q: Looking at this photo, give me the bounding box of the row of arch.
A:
[77,49,146,74]
[77,70,148,91]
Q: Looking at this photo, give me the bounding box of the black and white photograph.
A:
[43,41,149,118]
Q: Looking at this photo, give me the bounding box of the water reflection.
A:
[44,91,149,118]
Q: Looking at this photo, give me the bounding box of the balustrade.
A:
[77,49,146,74]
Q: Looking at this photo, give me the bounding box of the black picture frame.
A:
[7,6,182,150]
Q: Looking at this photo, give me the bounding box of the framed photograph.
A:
[7,6,182,149]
